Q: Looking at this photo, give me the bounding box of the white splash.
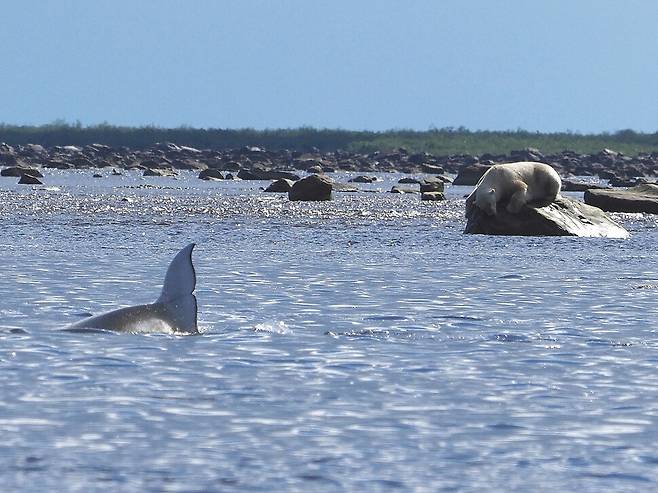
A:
[254,321,292,335]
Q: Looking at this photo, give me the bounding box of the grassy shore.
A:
[1,123,656,156]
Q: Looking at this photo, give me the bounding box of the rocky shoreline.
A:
[3,142,658,230]
[1,142,657,186]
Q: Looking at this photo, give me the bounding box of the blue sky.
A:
[1,0,656,132]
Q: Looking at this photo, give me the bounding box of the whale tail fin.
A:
[157,243,198,333]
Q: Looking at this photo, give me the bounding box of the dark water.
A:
[2,170,658,492]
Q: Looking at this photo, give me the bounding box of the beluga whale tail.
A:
[65,243,198,334]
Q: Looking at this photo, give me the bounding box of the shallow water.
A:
[2,170,658,492]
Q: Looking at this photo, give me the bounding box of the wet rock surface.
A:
[465,195,629,238]
[584,184,658,214]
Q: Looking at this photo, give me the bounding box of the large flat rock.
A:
[465,196,629,238]
[584,184,658,213]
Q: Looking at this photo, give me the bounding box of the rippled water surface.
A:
[3,170,658,492]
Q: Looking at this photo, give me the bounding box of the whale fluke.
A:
[65,243,199,334]
[158,243,196,303]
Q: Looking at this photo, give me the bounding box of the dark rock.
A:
[174,159,207,171]
[349,175,378,183]
[625,165,645,177]
[143,168,176,177]
[596,169,616,180]
[480,152,506,162]
[421,191,445,201]
[420,179,445,193]
[263,169,301,181]
[453,164,491,186]
[510,147,544,162]
[223,161,242,172]
[43,160,74,170]
[85,143,112,155]
[461,155,480,166]
[584,184,658,214]
[608,176,639,188]
[0,153,22,166]
[420,163,445,174]
[18,174,43,185]
[70,156,95,168]
[408,152,432,164]
[199,169,224,180]
[237,167,301,181]
[597,148,620,163]
[465,195,628,238]
[307,165,324,175]
[1,166,43,178]
[398,177,422,184]
[265,178,295,193]
[236,169,260,180]
[390,186,418,194]
[331,182,359,192]
[289,174,332,201]
[93,173,103,178]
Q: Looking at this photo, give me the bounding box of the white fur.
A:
[467,162,561,216]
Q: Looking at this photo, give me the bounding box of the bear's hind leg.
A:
[506,181,528,213]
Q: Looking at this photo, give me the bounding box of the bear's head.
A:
[475,188,497,216]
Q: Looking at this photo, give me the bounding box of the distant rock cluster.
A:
[452,147,658,187]
[0,142,655,186]
[3,141,658,235]
[2,142,658,207]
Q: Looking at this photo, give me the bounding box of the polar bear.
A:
[466,162,561,216]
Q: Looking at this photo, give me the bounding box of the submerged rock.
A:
[465,195,629,238]
[288,174,332,201]
[584,184,658,214]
